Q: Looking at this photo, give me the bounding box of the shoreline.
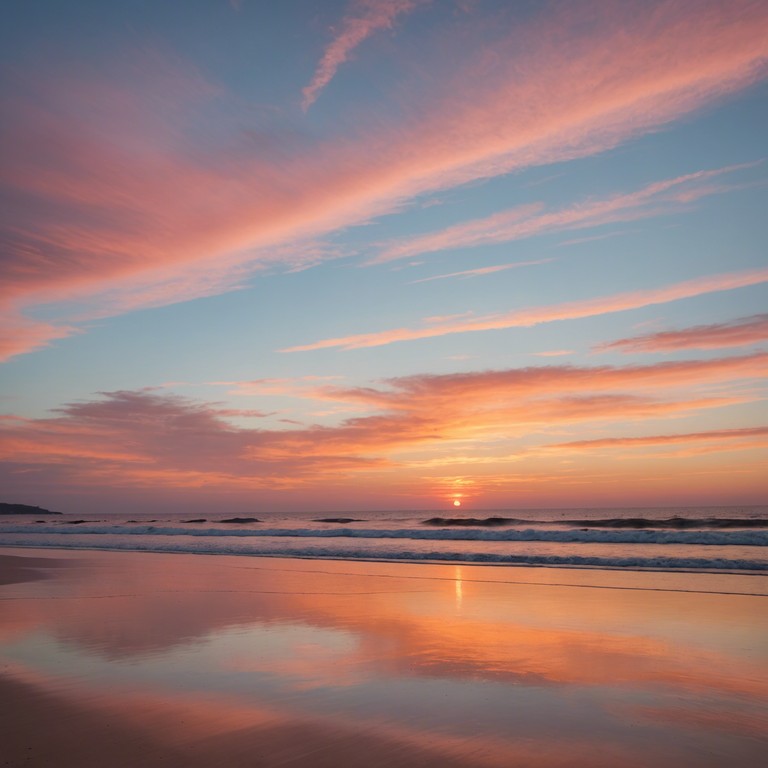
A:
[0,539,766,580]
[2,545,767,597]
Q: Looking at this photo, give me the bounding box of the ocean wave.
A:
[424,516,768,528]
[1,524,767,546]
[0,536,765,571]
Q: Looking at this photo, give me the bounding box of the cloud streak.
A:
[545,426,768,456]
[408,259,552,284]
[369,164,760,264]
[596,314,768,354]
[316,352,767,412]
[283,267,768,351]
[302,0,423,110]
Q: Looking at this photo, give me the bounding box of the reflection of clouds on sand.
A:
[630,705,768,741]
[1,550,767,766]
[221,624,367,692]
[2,667,669,768]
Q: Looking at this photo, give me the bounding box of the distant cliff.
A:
[0,503,62,516]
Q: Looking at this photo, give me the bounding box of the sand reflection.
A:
[1,549,766,767]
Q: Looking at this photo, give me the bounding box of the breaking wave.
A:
[0,535,765,571]
[423,516,768,528]
[2,524,766,547]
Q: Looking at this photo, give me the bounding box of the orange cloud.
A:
[596,314,768,353]
[316,352,767,415]
[302,0,424,110]
[2,1,767,359]
[0,353,764,500]
[545,426,768,453]
[283,267,768,351]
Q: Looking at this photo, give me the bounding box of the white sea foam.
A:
[2,524,766,546]
[0,535,765,571]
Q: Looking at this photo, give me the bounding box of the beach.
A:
[3,0,767,764]
[1,547,766,767]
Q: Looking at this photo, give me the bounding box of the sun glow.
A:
[453,500,461,507]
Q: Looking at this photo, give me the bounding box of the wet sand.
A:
[1,548,766,767]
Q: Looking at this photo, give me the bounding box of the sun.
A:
[453,500,461,507]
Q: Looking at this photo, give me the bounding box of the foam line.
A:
[2,524,766,546]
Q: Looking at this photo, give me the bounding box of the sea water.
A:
[1,505,766,574]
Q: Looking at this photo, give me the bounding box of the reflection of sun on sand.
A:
[455,566,463,611]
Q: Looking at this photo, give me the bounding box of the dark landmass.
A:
[220,517,261,523]
[126,520,157,523]
[0,502,62,516]
[182,518,207,523]
[314,517,363,524]
[423,517,513,527]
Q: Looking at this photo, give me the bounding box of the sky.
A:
[1,0,767,515]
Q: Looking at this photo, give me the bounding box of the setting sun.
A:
[453,500,461,507]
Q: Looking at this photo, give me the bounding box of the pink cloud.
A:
[596,314,768,354]
[409,259,552,284]
[283,267,768,351]
[0,391,391,492]
[3,1,768,360]
[0,315,79,360]
[557,230,639,248]
[214,376,345,398]
[302,0,424,110]
[423,311,474,324]
[369,164,759,264]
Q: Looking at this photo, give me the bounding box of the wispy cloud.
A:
[596,314,768,354]
[302,0,423,110]
[316,352,767,412]
[213,376,345,397]
[1,353,762,495]
[369,164,760,264]
[282,267,768,351]
[557,230,638,248]
[3,1,767,360]
[408,259,552,284]
[0,316,79,362]
[546,426,768,453]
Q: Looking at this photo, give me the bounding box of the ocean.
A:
[1,505,766,574]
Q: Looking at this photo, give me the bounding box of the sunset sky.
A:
[1,0,766,514]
